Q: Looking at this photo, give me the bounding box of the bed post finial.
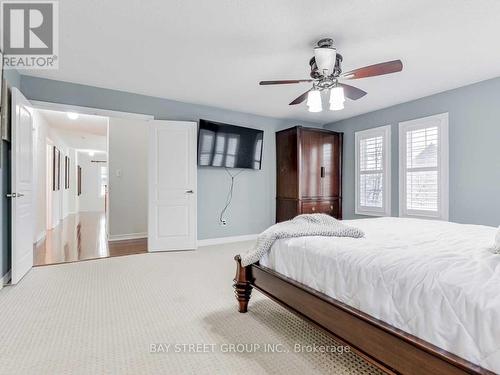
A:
[233,255,253,313]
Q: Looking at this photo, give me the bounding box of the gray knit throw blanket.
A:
[240,214,365,266]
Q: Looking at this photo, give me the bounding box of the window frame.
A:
[355,125,392,217]
[398,113,449,220]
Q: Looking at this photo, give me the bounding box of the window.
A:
[399,113,449,220]
[355,125,391,216]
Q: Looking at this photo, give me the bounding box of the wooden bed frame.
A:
[233,255,493,375]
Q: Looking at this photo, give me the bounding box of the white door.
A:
[148,121,197,251]
[11,88,34,284]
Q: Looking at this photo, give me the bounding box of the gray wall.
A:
[108,117,148,238]
[324,77,500,227]
[1,69,21,278]
[20,75,319,240]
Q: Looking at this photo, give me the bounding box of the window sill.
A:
[355,209,391,217]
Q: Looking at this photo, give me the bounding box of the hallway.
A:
[34,212,147,266]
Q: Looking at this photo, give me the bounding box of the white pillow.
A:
[494,226,500,254]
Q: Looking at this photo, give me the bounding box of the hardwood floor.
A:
[34,212,147,266]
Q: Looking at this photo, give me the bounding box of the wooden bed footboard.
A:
[233,256,493,375]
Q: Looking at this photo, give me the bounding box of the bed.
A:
[233,217,499,375]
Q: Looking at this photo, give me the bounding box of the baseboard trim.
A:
[35,231,46,244]
[197,234,258,247]
[1,270,11,287]
[109,233,258,245]
[109,232,147,242]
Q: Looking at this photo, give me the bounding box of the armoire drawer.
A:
[301,200,339,217]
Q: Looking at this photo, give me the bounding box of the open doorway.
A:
[32,108,121,266]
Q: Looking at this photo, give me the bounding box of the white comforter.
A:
[259,217,500,373]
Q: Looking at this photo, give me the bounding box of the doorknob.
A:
[185,190,194,194]
[6,193,25,198]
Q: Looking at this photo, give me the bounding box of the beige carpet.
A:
[0,242,382,375]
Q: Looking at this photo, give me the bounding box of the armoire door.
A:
[320,133,341,198]
[300,129,322,198]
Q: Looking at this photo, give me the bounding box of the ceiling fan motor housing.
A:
[316,38,334,48]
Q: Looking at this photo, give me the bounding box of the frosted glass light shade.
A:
[329,86,345,111]
[314,47,336,76]
[306,90,322,112]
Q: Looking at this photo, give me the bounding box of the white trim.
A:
[197,234,258,247]
[355,125,392,217]
[108,232,148,242]
[30,100,155,121]
[1,270,11,287]
[398,112,449,220]
[35,231,46,244]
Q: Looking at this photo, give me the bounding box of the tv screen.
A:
[197,119,264,170]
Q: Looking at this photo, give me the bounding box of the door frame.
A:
[29,100,154,238]
[30,101,155,121]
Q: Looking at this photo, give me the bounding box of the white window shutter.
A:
[399,113,449,220]
[355,125,391,216]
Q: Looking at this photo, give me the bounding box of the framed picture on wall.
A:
[65,156,69,189]
[57,149,61,190]
[52,146,57,191]
[64,156,67,189]
[77,166,82,196]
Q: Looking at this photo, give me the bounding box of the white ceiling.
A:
[37,109,108,135]
[37,109,107,151]
[24,0,500,124]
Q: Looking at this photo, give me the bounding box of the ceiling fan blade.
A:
[289,89,312,105]
[342,60,403,80]
[338,83,367,100]
[260,79,313,85]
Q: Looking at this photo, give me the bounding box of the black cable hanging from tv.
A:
[220,168,244,225]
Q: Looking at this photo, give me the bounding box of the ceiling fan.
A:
[259,38,403,112]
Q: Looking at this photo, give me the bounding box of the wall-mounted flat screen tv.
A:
[197,119,264,170]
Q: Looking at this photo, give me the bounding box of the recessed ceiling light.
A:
[67,112,79,120]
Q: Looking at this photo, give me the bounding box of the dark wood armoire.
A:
[276,126,343,222]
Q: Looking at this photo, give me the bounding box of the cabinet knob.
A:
[330,205,333,210]
[312,206,315,211]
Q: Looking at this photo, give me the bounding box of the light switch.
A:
[115,169,122,177]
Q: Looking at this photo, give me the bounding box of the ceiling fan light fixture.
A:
[329,86,345,111]
[306,90,322,112]
[314,45,336,76]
